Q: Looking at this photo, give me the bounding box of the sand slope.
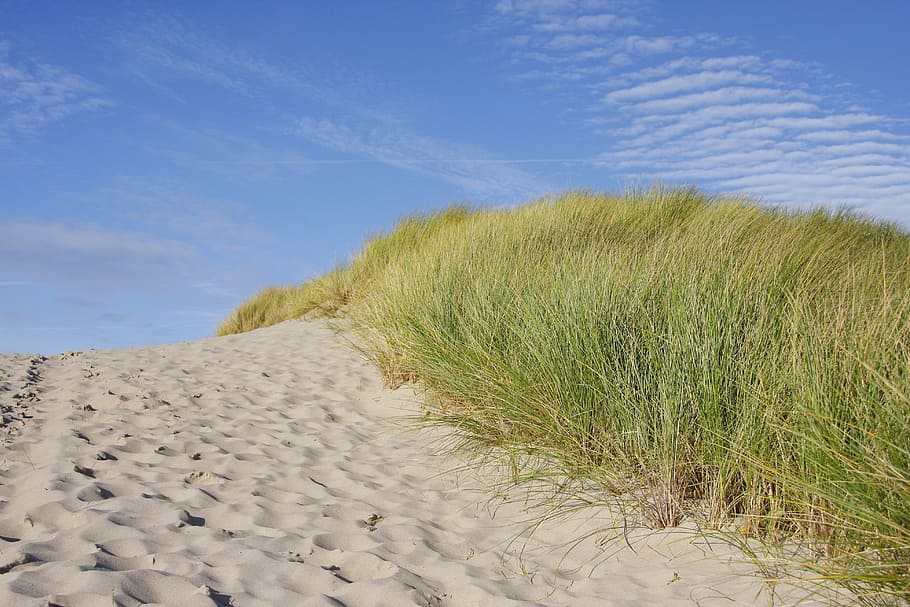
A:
[0,320,816,606]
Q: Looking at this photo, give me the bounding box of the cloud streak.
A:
[294,117,550,199]
[116,15,324,100]
[0,44,111,144]
[117,15,548,200]
[0,221,197,291]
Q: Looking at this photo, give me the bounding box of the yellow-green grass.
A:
[219,188,910,605]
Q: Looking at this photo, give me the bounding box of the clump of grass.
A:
[748,293,910,606]
[215,269,349,335]
[220,187,910,604]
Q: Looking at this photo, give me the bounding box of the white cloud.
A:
[547,33,602,49]
[604,70,773,103]
[577,13,634,30]
[614,102,818,145]
[0,45,111,143]
[495,0,590,19]
[797,129,908,143]
[621,35,696,55]
[625,86,803,113]
[820,141,908,157]
[762,114,883,130]
[527,11,631,32]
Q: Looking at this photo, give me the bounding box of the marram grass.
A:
[219,188,910,605]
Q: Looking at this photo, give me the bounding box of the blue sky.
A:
[2,1,908,353]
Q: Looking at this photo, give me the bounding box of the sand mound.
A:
[0,320,816,606]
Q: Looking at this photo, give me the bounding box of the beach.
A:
[0,319,815,606]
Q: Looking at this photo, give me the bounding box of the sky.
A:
[1,0,908,354]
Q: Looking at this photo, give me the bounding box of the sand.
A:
[0,319,820,606]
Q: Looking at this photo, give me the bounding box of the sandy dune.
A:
[0,320,817,606]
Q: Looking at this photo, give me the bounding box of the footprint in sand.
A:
[334,552,400,582]
[0,518,22,542]
[312,532,378,552]
[176,509,206,528]
[73,464,95,478]
[76,484,115,503]
[24,502,87,531]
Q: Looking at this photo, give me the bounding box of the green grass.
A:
[219,187,910,605]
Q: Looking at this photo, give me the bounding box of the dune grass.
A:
[219,187,910,605]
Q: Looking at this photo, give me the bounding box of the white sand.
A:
[0,319,820,606]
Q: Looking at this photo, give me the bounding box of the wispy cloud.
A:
[490,2,910,224]
[116,16,271,94]
[493,1,640,31]
[84,176,321,297]
[0,221,197,291]
[89,176,265,258]
[618,86,807,114]
[0,43,111,144]
[115,14,550,201]
[139,121,329,182]
[115,14,372,116]
[602,71,777,103]
[293,116,550,199]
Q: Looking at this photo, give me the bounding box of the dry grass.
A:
[220,187,910,605]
